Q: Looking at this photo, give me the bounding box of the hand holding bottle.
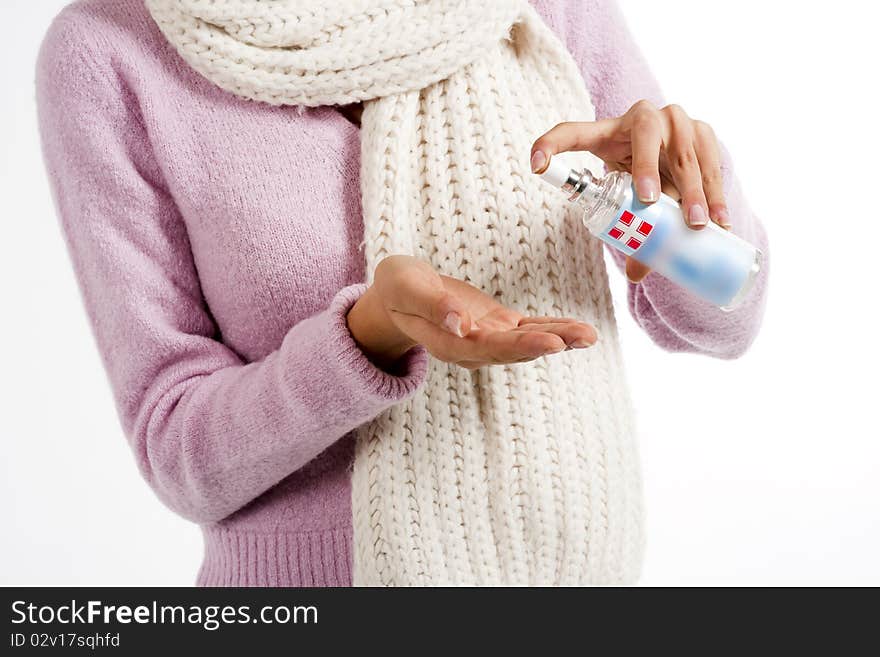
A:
[530,101,729,283]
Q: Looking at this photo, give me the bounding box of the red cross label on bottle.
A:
[607,210,653,251]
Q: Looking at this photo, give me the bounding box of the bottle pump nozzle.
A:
[538,155,575,189]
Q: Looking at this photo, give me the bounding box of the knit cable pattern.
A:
[146,0,644,585]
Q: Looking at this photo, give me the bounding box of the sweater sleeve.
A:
[557,0,769,359]
[35,16,428,524]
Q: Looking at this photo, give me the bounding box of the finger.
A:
[693,120,731,229]
[480,329,568,362]
[377,256,472,337]
[517,316,583,325]
[629,102,663,204]
[625,257,651,283]
[530,119,616,173]
[393,313,566,366]
[458,353,546,369]
[514,321,598,348]
[455,324,569,364]
[391,312,480,363]
[661,105,709,230]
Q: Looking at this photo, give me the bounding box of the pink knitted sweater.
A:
[36,0,768,586]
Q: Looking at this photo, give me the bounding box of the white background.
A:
[1,0,877,586]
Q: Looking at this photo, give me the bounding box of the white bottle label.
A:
[599,189,758,308]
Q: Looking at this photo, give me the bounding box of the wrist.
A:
[346,285,418,370]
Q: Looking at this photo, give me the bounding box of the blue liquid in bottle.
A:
[539,160,762,310]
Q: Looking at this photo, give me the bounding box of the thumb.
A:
[379,256,472,337]
[530,119,616,173]
[625,256,651,283]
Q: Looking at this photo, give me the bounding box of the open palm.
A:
[377,257,597,369]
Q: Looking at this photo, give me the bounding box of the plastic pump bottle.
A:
[538,157,762,310]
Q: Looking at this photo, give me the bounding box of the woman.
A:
[36,0,768,586]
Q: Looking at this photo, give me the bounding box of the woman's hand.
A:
[347,255,598,370]
[530,101,729,283]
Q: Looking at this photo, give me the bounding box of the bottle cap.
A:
[538,155,575,189]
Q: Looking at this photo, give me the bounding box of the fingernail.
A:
[530,150,547,173]
[636,177,659,203]
[688,204,708,227]
[716,208,732,230]
[570,330,599,348]
[442,311,464,338]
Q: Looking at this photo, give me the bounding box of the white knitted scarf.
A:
[147,0,643,585]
